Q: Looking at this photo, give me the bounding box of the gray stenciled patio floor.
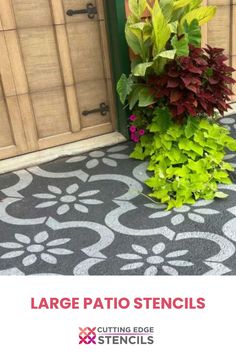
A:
[1,115,236,276]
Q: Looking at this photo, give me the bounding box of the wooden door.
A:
[202,0,236,101]
[0,0,115,160]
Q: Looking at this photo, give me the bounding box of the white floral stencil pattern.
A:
[33,184,103,215]
[0,231,73,266]
[66,145,129,168]
[145,199,220,225]
[117,243,193,275]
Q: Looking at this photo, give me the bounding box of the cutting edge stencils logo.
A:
[78,326,155,345]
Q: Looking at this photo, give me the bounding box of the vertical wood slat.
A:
[0,32,16,97]
[0,0,16,30]
[2,10,39,151]
[6,96,28,153]
[96,0,105,20]
[64,85,81,132]
[3,30,28,95]
[0,15,3,31]
[99,20,112,79]
[17,94,39,151]
[52,0,81,132]
[50,0,65,25]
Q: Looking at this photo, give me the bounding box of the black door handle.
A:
[66,3,97,19]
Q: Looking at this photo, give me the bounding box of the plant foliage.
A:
[116,0,236,209]
[148,45,235,122]
[131,113,236,209]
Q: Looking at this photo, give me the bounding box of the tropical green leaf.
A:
[168,21,178,33]
[183,19,201,46]
[116,74,134,104]
[159,0,174,21]
[171,7,188,22]
[128,85,143,109]
[128,0,147,18]
[153,57,168,75]
[133,62,154,76]
[152,2,171,55]
[158,49,176,59]
[180,6,217,27]
[173,0,192,10]
[190,0,204,10]
[138,87,156,107]
[171,35,189,57]
[125,24,143,57]
[129,22,146,31]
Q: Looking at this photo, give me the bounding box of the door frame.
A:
[104,0,130,138]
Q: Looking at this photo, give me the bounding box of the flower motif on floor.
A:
[0,231,73,266]
[33,184,103,215]
[66,145,129,168]
[117,243,193,275]
[145,199,220,225]
[219,117,236,131]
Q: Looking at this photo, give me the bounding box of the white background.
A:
[0,276,235,354]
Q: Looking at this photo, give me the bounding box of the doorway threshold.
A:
[0,132,126,175]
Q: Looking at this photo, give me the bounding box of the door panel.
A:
[0,0,115,160]
[12,0,52,28]
[18,27,63,92]
[31,89,70,138]
[76,80,110,128]
[67,21,105,82]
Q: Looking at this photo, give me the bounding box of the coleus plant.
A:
[117,0,236,209]
[148,45,236,122]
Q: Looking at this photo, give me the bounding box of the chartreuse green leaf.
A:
[133,62,154,76]
[180,6,217,27]
[152,1,171,55]
[159,0,174,21]
[130,143,145,160]
[128,0,147,18]
[125,24,143,57]
[129,117,236,209]
[116,74,133,104]
[168,21,178,33]
[173,0,192,10]
[190,0,204,10]
[158,50,177,59]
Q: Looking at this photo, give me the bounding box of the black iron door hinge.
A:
[82,103,109,117]
[66,3,97,19]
